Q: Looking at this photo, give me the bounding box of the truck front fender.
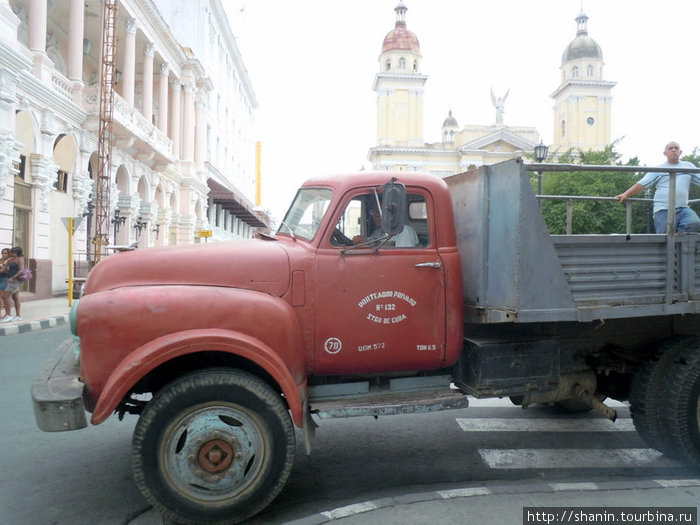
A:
[91,329,306,427]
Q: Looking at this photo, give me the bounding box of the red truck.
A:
[33,159,700,524]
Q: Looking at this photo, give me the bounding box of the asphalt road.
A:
[2,326,698,525]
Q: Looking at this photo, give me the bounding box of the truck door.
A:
[313,189,446,374]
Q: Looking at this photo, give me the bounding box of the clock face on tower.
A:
[586,117,595,126]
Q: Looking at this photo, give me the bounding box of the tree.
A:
[535,143,650,234]
[681,147,700,202]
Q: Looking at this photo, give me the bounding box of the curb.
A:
[0,314,69,336]
[284,478,700,525]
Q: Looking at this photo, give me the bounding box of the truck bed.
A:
[445,159,700,323]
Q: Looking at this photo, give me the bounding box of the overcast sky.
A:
[225,1,700,222]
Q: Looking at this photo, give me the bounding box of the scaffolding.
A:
[92,0,117,266]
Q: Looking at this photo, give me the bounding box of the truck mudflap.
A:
[31,338,88,432]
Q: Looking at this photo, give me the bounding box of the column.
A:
[27,0,46,52]
[169,79,182,158]
[121,18,137,106]
[181,82,195,162]
[158,63,169,134]
[194,96,206,169]
[67,0,83,81]
[142,43,154,121]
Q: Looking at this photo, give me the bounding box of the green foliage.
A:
[681,147,700,201]
[536,143,652,234]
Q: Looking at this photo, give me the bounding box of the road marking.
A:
[437,487,491,499]
[321,501,378,519]
[466,397,628,408]
[550,482,600,491]
[477,448,677,469]
[456,417,635,432]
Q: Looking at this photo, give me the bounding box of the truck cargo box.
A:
[445,158,700,324]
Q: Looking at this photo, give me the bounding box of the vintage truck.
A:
[32,158,700,524]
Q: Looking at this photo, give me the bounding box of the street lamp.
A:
[111,209,126,241]
[133,216,148,238]
[534,141,549,196]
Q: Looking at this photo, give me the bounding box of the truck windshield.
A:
[277,187,333,241]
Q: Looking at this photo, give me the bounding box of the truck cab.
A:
[277,172,463,377]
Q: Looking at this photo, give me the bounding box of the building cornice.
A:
[373,72,428,91]
[550,79,617,99]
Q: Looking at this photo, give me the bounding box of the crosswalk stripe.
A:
[478,448,677,469]
[466,397,629,408]
[456,417,635,432]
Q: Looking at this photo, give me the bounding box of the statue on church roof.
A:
[490,87,509,125]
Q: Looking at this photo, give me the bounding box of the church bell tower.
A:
[373,2,427,147]
[551,12,616,152]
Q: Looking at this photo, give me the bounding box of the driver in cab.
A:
[352,201,419,248]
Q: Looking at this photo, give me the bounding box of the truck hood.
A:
[84,239,290,297]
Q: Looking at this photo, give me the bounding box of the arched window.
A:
[572,66,579,78]
[398,57,406,69]
[385,60,391,71]
[560,120,566,138]
[587,65,595,77]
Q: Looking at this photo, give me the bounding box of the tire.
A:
[629,337,687,456]
[659,337,700,468]
[131,369,295,525]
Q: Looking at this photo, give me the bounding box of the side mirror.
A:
[381,182,406,236]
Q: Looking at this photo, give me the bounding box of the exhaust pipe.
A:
[572,384,617,422]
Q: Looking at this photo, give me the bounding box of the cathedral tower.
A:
[373,2,427,147]
[551,12,616,152]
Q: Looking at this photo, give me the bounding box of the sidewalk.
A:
[0,294,71,336]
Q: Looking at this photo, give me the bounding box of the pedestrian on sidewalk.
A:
[1,246,24,322]
[0,248,11,318]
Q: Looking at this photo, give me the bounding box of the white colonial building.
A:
[0,0,266,298]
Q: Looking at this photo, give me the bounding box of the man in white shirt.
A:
[616,141,700,233]
[355,201,419,247]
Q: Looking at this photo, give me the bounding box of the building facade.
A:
[369,3,614,175]
[152,0,266,241]
[368,2,541,177]
[0,0,266,298]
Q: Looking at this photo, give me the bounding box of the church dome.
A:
[561,12,602,65]
[442,110,458,128]
[382,2,420,54]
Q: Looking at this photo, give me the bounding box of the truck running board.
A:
[308,376,469,419]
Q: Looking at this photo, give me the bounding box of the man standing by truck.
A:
[616,141,700,233]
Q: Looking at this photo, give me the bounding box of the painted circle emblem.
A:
[324,337,342,355]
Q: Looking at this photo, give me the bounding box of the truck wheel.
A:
[629,338,686,456]
[659,337,700,467]
[131,369,295,525]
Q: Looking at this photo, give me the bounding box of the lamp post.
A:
[111,209,126,241]
[534,141,549,196]
[133,216,148,238]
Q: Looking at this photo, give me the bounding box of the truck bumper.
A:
[31,338,88,432]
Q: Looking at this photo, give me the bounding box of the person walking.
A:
[0,248,10,318]
[616,141,700,233]
[1,246,25,322]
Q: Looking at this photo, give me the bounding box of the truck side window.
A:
[331,193,430,248]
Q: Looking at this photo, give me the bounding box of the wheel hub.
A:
[198,439,234,473]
